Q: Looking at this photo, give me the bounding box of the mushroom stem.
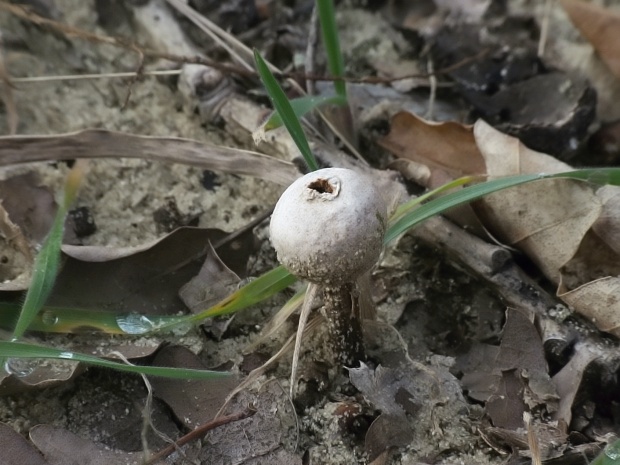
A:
[321,283,365,367]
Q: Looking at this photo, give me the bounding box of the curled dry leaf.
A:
[551,342,603,430]
[379,111,485,188]
[473,120,620,335]
[561,0,620,80]
[383,114,620,338]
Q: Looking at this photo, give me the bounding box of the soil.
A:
[0,1,618,464]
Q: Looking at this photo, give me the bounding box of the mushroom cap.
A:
[270,168,387,285]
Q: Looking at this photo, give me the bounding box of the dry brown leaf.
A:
[379,111,485,188]
[0,172,58,244]
[473,121,620,336]
[379,111,487,234]
[365,414,414,463]
[179,241,240,312]
[0,422,49,465]
[473,119,601,284]
[559,277,620,337]
[201,381,301,465]
[30,424,168,465]
[486,309,557,429]
[150,345,239,430]
[486,370,528,430]
[45,226,256,314]
[455,343,500,402]
[561,0,620,79]
[591,185,620,256]
[551,342,603,430]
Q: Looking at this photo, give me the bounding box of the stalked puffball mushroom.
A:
[270,167,387,286]
[270,167,388,371]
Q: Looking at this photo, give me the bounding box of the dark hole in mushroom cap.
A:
[308,178,334,194]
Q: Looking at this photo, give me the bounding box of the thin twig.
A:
[425,56,437,120]
[0,35,18,134]
[10,69,182,83]
[165,0,254,72]
[143,406,257,465]
[304,4,320,96]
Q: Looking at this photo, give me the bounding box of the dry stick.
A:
[524,412,542,465]
[0,2,488,85]
[143,406,257,465]
[412,214,556,315]
[11,69,183,83]
[410,214,620,363]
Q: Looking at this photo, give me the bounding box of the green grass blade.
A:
[385,168,620,244]
[254,49,319,171]
[0,267,296,336]
[11,163,85,340]
[389,175,480,226]
[589,439,620,464]
[189,265,296,321]
[0,340,231,379]
[264,94,348,131]
[317,0,346,98]
[146,265,297,333]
